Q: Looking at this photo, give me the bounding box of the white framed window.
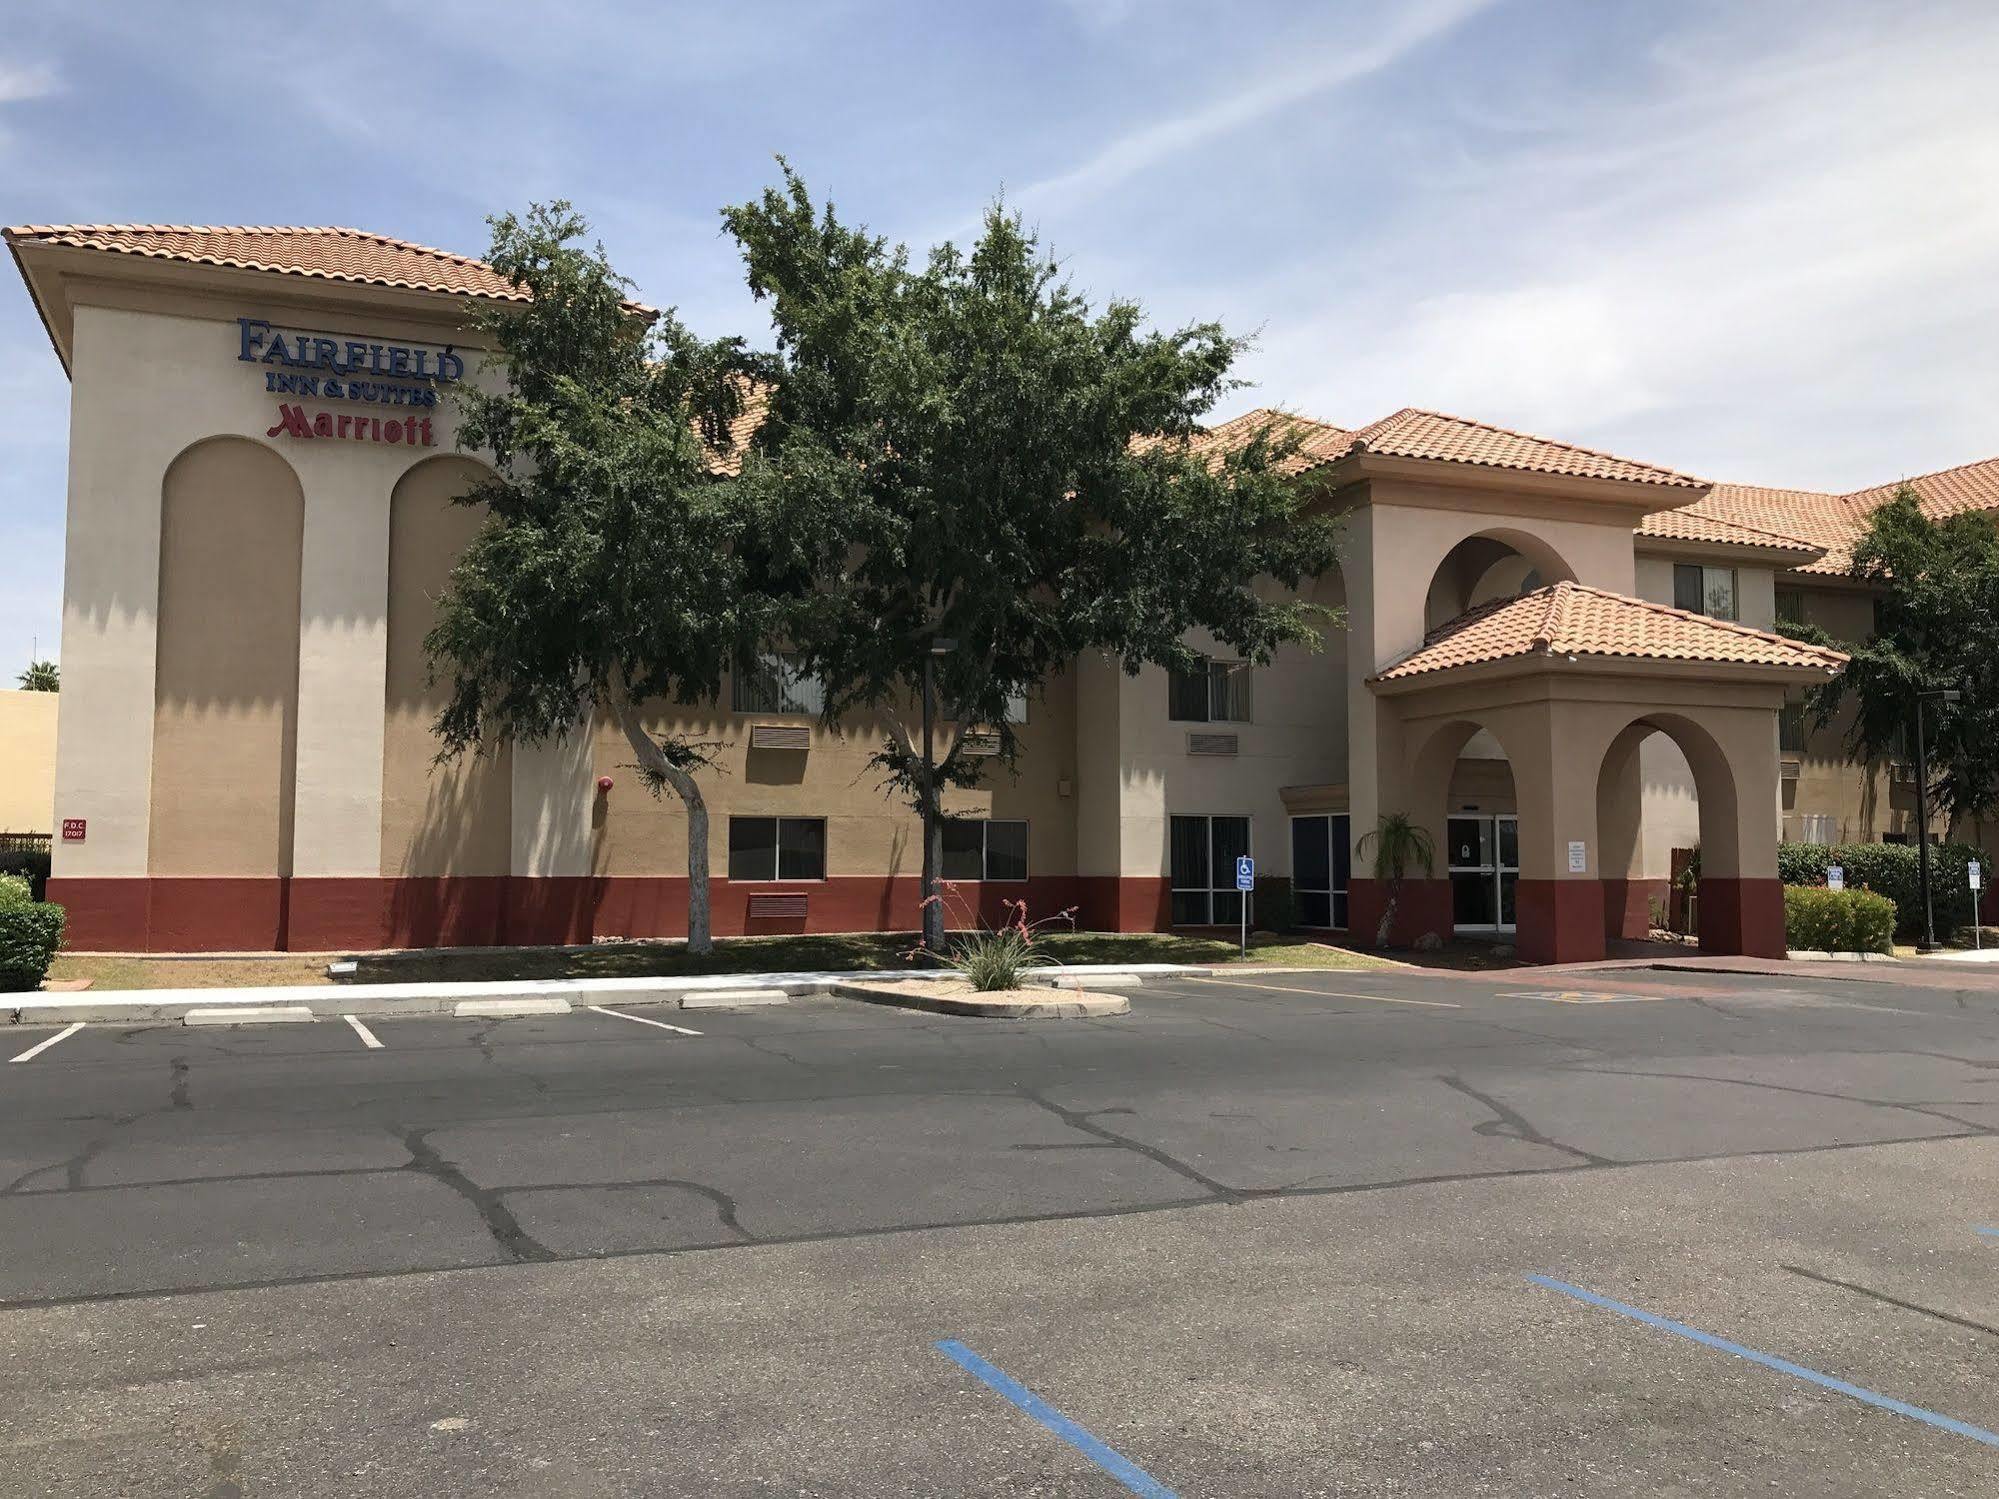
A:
[1169,814,1251,925]
[1168,658,1252,723]
[1673,564,1737,622]
[941,818,1028,881]
[726,816,826,881]
[1289,814,1351,929]
[733,652,825,716]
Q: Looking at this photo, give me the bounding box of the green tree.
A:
[1803,484,1999,821]
[720,169,1342,949]
[427,203,763,955]
[1357,812,1436,949]
[16,660,57,692]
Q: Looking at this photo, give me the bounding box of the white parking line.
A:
[1189,976,1460,1008]
[9,1021,85,1063]
[343,1014,384,1049]
[585,1004,703,1036]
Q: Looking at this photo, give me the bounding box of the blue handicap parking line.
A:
[933,1338,1178,1498]
[1528,1274,1999,1448]
[1976,1226,1999,1240]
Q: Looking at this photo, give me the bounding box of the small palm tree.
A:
[16,660,57,692]
[1358,811,1437,948]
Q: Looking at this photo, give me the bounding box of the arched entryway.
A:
[1368,582,1847,962]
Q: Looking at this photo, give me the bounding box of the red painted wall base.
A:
[1601,877,1670,941]
[1347,877,1453,949]
[47,874,1168,954]
[1514,879,1607,965]
[1697,876,1787,958]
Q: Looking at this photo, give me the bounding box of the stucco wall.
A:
[380,455,512,877]
[147,437,302,876]
[0,689,57,834]
[1110,567,1347,880]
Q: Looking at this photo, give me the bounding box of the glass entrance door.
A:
[1447,815,1518,933]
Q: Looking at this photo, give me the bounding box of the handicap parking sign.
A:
[1235,855,1255,891]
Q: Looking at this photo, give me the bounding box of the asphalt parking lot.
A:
[4,964,1998,1495]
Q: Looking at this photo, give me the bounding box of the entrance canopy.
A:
[1364,582,1847,963]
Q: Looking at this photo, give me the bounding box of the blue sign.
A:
[1235,855,1255,891]
[238,318,462,410]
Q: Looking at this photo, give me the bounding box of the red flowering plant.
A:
[910,889,1078,991]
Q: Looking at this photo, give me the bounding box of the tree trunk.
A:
[612,696,713,956]
[923,799,945,950]
[1375,879,1399,949]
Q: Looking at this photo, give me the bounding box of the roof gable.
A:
[1373,581,1848,684]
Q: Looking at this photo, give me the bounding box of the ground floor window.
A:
[941,818,1029,881]
[727,816,827,881]
[1170,814,1250,925]
[1290,814,1351,929]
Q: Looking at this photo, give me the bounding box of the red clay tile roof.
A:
[1372,581,1848,683]
[1634,498,1823,554]
[1649,459,1999,576]
[4,223,530,302]
[1184,406,1704,488]
[1330,407,1704,488]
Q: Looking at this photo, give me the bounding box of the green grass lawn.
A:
[44,929,1505,991]
[338,930,1402,986]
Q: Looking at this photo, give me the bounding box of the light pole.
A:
[1913,687,1961,952]
[921,637,957,952]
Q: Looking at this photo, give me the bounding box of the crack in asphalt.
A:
[498,1176,756,1242]
[1782,1263,1999,1340]
[1567,1064,1996,1134]
[395,1127,556,1264]
[170,1057,191,1110]
[1437,1074,1619,1166]
[1,1111,144,1196]
[1015,1086,1249,1202]
[0,1129,1983,1314]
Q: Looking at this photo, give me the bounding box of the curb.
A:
[828,981,1130,1019]
[3,963,1225,1027]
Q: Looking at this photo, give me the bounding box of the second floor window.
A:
[1779,703,1808,753]
[1775,587,1807,627]
[1168,658,1252,723]
[733,652,825,716]
[1673,563,1738,622]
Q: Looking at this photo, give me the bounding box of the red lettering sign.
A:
[265,403,434,447]
[61,817,86,842]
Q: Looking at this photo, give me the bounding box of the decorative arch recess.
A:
[149,435,305,884]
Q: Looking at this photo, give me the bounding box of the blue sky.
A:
[4,0,1997,678]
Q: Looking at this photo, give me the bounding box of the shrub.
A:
[1777,840,1983,940]
[936,898,1076,992]
[0,847,51,902]
[0,874,32,908]
[1783,885,1895,953]
[950,926,1035,991]
[0,901,65,992]
[1254,879,1298,935]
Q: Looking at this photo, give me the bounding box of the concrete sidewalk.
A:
[3,963,1219,1026]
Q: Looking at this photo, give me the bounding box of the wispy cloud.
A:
[1016,0,1494,211]
[1244,4,1999,491]
[0,60,58,104]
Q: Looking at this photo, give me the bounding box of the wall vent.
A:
[749,723,811,751]
[747,893,809,920]
[1187,732,1239,757]
[958,730,1002,757]
[1779,756,1802,783]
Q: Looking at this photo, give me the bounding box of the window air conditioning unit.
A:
[958,730,1002,757]
[749,724,811,751]
[1187,732,1239,757]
